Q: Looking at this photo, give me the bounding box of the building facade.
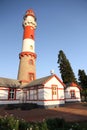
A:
[65,82,81,102]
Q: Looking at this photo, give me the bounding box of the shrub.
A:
[36,120,48,130]
[46,118,65,130]
[0,115,87,130]
[0,115,19,130]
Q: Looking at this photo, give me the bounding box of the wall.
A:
[0,87,21,105]
[65,86,81,102]
[43,76,65,107]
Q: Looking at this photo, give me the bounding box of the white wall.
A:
[0,88,8,100]
[65,86,81,102]
[25,76,65,107]
[0,87,21,105]
[36,76,65,106]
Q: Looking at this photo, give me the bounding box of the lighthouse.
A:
[17,9,37,84]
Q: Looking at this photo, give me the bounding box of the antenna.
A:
[50,70,54,75]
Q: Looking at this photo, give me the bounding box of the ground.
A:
[0,102,87,122]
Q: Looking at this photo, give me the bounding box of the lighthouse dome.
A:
[25,9,36,18]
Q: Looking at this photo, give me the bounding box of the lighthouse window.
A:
[29,73,34,81]
[30,45,33,50]
[31,35,34,39]
[25,22,27,25]
[29,59,33,65]
[35,17,37,21]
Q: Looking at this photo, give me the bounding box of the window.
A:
[29,59,33,65]
[52,85,57,95]
[70,90,75,98]
[29,73,34,81]
[8,88,15,100]
[30,35,34,39]
[30,45,33,50]
[33,89,38,100]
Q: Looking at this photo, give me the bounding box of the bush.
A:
[0,115,19,130]
[0,115,31,130]
[37,120,48,130]
[46,118,65,130]
[0,115,87,130]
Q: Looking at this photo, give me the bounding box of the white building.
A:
[0,75,81,108]
[22,74,65,108]
[65,82,81,103]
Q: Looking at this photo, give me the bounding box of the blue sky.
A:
[0,0,87,81]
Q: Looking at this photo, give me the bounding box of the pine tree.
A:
[78,69,87,88]
[78,69,87,101]
[57,50,76,84]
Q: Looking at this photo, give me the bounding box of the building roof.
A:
[66,82,81,90]
[28,75,52,87]
[22,74,65,88]
[0,77,20,88]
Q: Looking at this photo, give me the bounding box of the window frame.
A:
[8,88,16,100]
[29,73,35,81]
[52,85,57,95]
[70,90,76,98]
[29,59,34,65]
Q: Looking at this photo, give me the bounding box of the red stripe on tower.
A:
[23,26,34,40]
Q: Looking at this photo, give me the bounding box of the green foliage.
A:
[0,115,19,130]
[57,50,76,84]
[68,122,87,130]
[37,120,48,130]
[19,119,30,130]
[78,69,87,88]
[81,89,87,102]
[46,118,65,130]
[78,69,87,101]
[0,115,87,130]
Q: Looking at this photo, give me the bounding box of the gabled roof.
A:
[0,77,20,88]
[26,75,53,87]
[22,74,65,88]
[66,82,81,90]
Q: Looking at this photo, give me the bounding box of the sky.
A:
[0,0,87,81]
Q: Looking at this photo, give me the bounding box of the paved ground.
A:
[0,102,87,122]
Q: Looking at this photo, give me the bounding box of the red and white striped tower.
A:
[17,9,37,84]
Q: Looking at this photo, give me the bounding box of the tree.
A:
[57,50,76,84]
[78,69,87,88]
[78,69,87,101]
